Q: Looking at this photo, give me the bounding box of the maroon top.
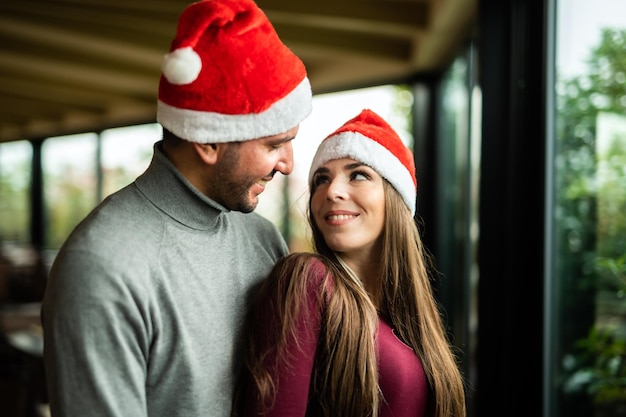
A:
[246,258,428,416]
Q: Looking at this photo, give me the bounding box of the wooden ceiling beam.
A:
[257,0,429,28]
[0,76,149,111]
[0,102,156,143]
[0,51,157,96]
[274,23,413,61]
[0,17,163,70]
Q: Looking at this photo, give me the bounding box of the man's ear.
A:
[193,142,219,165]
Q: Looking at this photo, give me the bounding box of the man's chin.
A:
[236,196,258,213]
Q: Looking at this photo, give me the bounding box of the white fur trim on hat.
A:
[157,77,312,143]
[308,131,417,215]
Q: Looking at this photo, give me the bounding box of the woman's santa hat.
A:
[309,109,417,214]
[157,0,312,143]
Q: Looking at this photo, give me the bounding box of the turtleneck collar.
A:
[135,141,228,230]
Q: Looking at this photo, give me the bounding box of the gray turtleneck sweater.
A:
[42,141,288,417]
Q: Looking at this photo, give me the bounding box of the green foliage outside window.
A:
[557,28,626,415]
[0,142,31,246]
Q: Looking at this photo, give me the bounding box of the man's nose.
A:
[275,141,294,175]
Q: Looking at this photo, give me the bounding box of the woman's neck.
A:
[337,254,382,308]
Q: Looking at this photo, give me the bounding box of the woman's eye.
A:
[351,170,370,181]
[313,175,329,186]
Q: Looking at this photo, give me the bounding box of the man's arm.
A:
[42,250,149,417]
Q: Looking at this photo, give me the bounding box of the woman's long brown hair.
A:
[234,180,466,417]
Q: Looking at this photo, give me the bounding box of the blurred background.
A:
[0,0,625,416]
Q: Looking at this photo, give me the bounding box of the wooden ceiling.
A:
[0,0,477,143]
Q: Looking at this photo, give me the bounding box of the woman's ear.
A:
[193,142,219,165]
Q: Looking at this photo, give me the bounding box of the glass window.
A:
[553,1,626,415]
[436,51,481,399]
[101,124,158,199]
[42,133,98,250]
[0,140,32,247]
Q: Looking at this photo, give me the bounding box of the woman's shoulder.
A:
[272,252,333,288]
[280,252,326,268]
[280,251,329,272]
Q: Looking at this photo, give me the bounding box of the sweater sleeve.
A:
[246,257,327,417]
[42,249,150,417]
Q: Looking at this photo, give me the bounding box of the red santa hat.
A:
[157,0,312,143]
[309,109,417,215]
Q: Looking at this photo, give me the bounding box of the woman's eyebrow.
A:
[344,162,366,170]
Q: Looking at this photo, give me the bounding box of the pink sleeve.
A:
[250,259,327,417]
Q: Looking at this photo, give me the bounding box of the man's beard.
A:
[210,144,260,213]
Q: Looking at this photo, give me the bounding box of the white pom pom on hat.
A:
[309,109,418,215]
[157,0,312,144]
[161,47,202,85]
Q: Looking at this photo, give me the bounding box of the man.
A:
[41,0,312,416]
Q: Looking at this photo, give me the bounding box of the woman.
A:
[234,109,466,417]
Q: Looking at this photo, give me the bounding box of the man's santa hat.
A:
[157,0,312,143]
[309,109,417,215]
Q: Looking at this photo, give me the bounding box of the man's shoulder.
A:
[61,184,163,255]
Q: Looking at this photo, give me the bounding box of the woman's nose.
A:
[326,178,348,200]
